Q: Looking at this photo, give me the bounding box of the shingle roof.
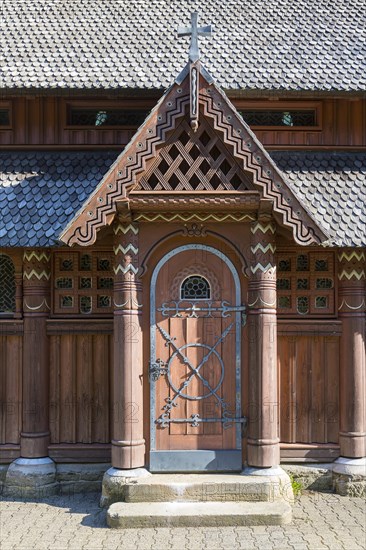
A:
[0,150,364,248]
[270,151,366,247]
[0,151,119,247]
[0,0,365,92]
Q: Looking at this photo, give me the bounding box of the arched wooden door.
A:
[149,244,246,472]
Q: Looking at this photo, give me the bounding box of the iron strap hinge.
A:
[149,359,168,381]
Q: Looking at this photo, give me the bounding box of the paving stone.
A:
[0,492,365,549]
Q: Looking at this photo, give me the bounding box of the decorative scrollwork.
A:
[149,359,168,381]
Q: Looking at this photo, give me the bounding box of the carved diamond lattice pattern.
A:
[138,117,252,191]
[0,254,15,313]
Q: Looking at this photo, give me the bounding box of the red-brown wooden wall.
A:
[1,96,365,148]
[0,320,341,462]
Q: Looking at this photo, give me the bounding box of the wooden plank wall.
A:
[0,333,22,445]
[49,333,113,445]
[0,97,365,147]
[278,334,340,445]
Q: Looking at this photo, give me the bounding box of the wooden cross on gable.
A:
[178,12,213,131]
[178,12,213,63]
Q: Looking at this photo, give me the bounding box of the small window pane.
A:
[277,278,291,290]
[56,277,73,289]
[315,259,328,271]
[278,259,291,271]
[315,296,328,308]
[316,278,333,289]
[98,295,111,308]
[296,255,309,271]
[61,259,73,271]
[0,109,10,126]
[61,296,73,308]
[80,296,92,314]
[98,277,113,289]
[297,296,309,314]
[80,254,92,271]
[80,277,92,289]
[278,296,291,308]
[98,258,111,271]
[297,278,309,290]
[181,276,210,300]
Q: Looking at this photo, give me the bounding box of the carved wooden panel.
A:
[0,333,22,445]
[49,332,112,444]
[278,334,339,444]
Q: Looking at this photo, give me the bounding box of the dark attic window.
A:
[239,110,316,127]
[0,109,10,126]
[68,108,149,127]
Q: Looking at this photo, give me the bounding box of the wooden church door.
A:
[149,244,245,472]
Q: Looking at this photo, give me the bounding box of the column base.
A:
[3,457,58,498]
[241,466,294,503]
[100,467,152,508]
[333,457,366,497]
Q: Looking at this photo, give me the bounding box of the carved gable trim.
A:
[60,63,327,247]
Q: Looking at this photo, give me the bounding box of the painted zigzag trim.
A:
[113,244,139,255]
[113,264,139,275]
[113,224,139,235]
[250,223,276,235]
[250,263,276,274]
[251,243,276,254]
[23,270,51,280]
[338,251,366,262]
[338,269,366,280]
[23,251,50,262]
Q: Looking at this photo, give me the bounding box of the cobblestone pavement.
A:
[1,492,365,550]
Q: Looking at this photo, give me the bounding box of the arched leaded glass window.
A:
[0,254,16,314]
[180,275,211,300]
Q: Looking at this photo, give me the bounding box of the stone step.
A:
[123,473,292,503]
[107,500,292,528]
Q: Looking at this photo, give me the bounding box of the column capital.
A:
[338,248,365,313]
[249,219,276,310]
[22,248,51,315]
[113,221,142,313]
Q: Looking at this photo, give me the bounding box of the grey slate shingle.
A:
[0,0,365,92]
[269,151,366,247]
[0,150,365,248]
[0,151,119,247]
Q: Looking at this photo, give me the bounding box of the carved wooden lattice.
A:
[276,251,335,316]
[53,251,114,316]
[137,117,252,191]
[0,254,16,313]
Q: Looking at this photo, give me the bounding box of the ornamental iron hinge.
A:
[149,359,168,381]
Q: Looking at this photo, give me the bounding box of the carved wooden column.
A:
[247,217,280,468]
[112,221,145,469]
[21,249,51,457]
[338,249,366,458]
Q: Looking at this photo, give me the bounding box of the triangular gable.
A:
[60,64,327,246]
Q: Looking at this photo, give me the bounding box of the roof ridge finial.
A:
[177,13,213,131]
[178,12,213,63]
